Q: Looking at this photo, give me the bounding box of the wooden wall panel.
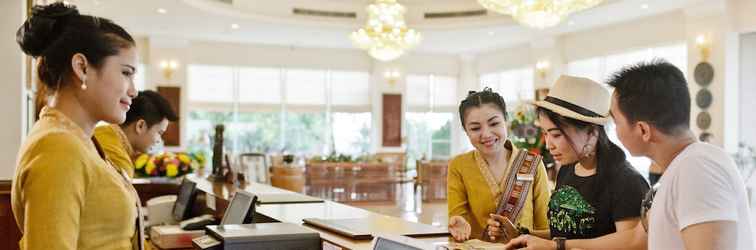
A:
[382,94,402,147]
[157,86,181,146]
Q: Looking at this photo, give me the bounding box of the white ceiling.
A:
[72,0,694,54]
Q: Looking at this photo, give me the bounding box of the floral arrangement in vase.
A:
[508,103,545,154]
[134,152,206,178]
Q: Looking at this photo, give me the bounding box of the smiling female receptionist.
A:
[11,2,145,250]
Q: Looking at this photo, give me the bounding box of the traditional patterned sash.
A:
[482,150,542,240]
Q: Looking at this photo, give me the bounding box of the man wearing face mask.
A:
[94,90,179,178]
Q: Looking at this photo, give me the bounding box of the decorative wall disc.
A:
[696,89,713,109]
[694,62,714,87]
[696,111,711,130]
[699,132,713,143]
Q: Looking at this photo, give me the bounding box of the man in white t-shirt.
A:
[504,60,754,250]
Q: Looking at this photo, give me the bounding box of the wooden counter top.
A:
[184,174,451,250]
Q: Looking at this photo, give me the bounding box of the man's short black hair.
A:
[607,59,690,135]
[123,90,179,127]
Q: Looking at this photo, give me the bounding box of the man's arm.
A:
[680,221,737,250]
[504,223,647,250]
[615,218,640,232]
[567,222,647,250]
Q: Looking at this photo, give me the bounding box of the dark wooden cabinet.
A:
[1,181,21,250]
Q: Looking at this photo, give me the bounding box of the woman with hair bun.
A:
[11,2,143,250]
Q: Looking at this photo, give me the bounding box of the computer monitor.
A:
[371,234,435,250]
[220,190,257,225]
[172,178,198,221]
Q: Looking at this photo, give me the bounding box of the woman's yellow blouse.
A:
[447,145,550,239]
[12,107,139,250]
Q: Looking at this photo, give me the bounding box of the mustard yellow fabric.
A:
[94,124,135,178]
[447,141,550,239]
[12,107,140,250]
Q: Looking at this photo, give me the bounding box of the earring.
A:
[80,77,87,90]
[581,143,594,158]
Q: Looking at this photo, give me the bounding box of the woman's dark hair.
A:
[458,87,507,129]
[536,107,628,196]
[16,2,135,91]
[123,90,179,128]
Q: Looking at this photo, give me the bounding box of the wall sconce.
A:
[695,34,711,61]
[159,60,179,80]
[384,69,401,85]
[535,60,550,79]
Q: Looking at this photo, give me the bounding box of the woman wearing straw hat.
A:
[486,75,649,248]
[447,88,551,242]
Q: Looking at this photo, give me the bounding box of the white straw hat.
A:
[533,75,610,125]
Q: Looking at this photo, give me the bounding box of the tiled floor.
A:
[348,182,449,227]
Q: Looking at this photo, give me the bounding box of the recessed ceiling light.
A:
[641,4,649,9]
[157,8,167,14]
[231,23,240,29]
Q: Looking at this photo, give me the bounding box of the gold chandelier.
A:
[478,0,603,29]
[350,0,421,61]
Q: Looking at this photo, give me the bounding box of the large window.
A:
[406,74,457,163]
[186,65,371,156]
[332,112,371,155]
[567,43,687,83]
[567,43,688,176]
[134,64,146,91]
[479,67,535,110]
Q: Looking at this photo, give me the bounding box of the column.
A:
[0,0,25,179]
[684,0,739,151]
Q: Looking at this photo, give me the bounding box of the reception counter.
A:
[182,174,451,250]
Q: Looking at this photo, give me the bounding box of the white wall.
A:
[739,32,756,146]
[733,0,756,33]
[476,44,532,74]
[684,0,740,151]
[561,11,687,61]
[0,0,25,180]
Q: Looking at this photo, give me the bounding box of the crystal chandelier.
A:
[350,0,421,61]
[478,0,603,29]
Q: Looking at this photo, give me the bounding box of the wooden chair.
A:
[415,160,449,202]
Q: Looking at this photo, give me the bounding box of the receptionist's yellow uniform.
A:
[94,124,136,178]
[11,107,142,250]
[447,141,551,239]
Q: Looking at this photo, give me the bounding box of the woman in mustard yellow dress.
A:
[447,88,550,242]
[11,3,143,250]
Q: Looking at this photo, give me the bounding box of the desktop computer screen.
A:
[220,190,257,225]
[371,235,435,250]
[172,178,198,222]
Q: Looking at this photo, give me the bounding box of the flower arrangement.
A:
[134,152,206,178]
[733,142,756,182]
[508,103,545,154]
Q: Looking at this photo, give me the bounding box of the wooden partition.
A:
[305,162,408,204]
[416,161,449,202]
